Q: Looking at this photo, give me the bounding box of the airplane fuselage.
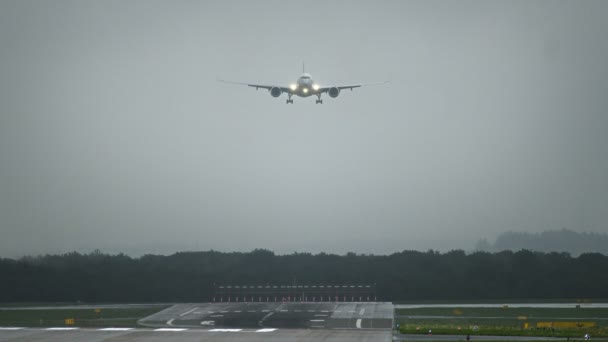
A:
[292,73,318,97]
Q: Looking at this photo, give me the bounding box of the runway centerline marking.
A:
[310,319,325,322]
[256,328,277,332]
[210,328,242,332]
[155,328,188,332]
[0,327,24,330]
[98,328,133,331]
[46,327,79,331]
[314,314,328,317]
[179,307,199,317]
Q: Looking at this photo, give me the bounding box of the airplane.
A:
[218,64,389,104]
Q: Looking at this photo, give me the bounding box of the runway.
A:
[0,302,394,341]
[139,302,394,330]
[0,327,391,341]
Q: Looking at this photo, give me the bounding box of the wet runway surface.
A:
[0,327,391,342]
[139,302,394,330]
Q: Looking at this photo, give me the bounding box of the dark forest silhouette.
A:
[2,249,607,302]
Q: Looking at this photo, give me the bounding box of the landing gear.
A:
[316,95,323,104]
[286,94,294,104]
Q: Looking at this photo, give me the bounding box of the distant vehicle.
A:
[218,63,389,104]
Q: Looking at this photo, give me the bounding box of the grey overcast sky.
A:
[1,0,607,258]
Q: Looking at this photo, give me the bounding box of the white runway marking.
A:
[46,327,79,331]
[208,311,214,314]
[310,319,325,322]
[210,328,242,332]
[256,328,277,332]
[234,310,242,313]
[166,318,174,326]
[0,327,24,330]
[97,328,134,331]
[321,310,329,312]
[314,314,328,317]
[356,318,362,329]
[359,308,365,315]
[262,310,270,312]
[155,328,188,332]
[307,310,315,312]
[220,311,229,313]
[180,307,199,317]
[280,310,288,312]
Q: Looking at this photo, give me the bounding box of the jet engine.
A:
[270,87,282,97]
[328,87,340,98]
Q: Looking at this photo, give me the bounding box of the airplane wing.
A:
[318,81,390,93]
[217,79,293,94]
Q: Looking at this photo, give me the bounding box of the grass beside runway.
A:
[396,307,608,338]
[0,306,168,327]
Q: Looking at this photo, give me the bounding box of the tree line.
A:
[1,249,607,303]
[476,229,608,255]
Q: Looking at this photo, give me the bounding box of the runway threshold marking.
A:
[155,328,188,332]
[256,328,277,332]
[180,307,199,317]
[46,327,79,331]
[97,328,134,331]
[356,318,362,329]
